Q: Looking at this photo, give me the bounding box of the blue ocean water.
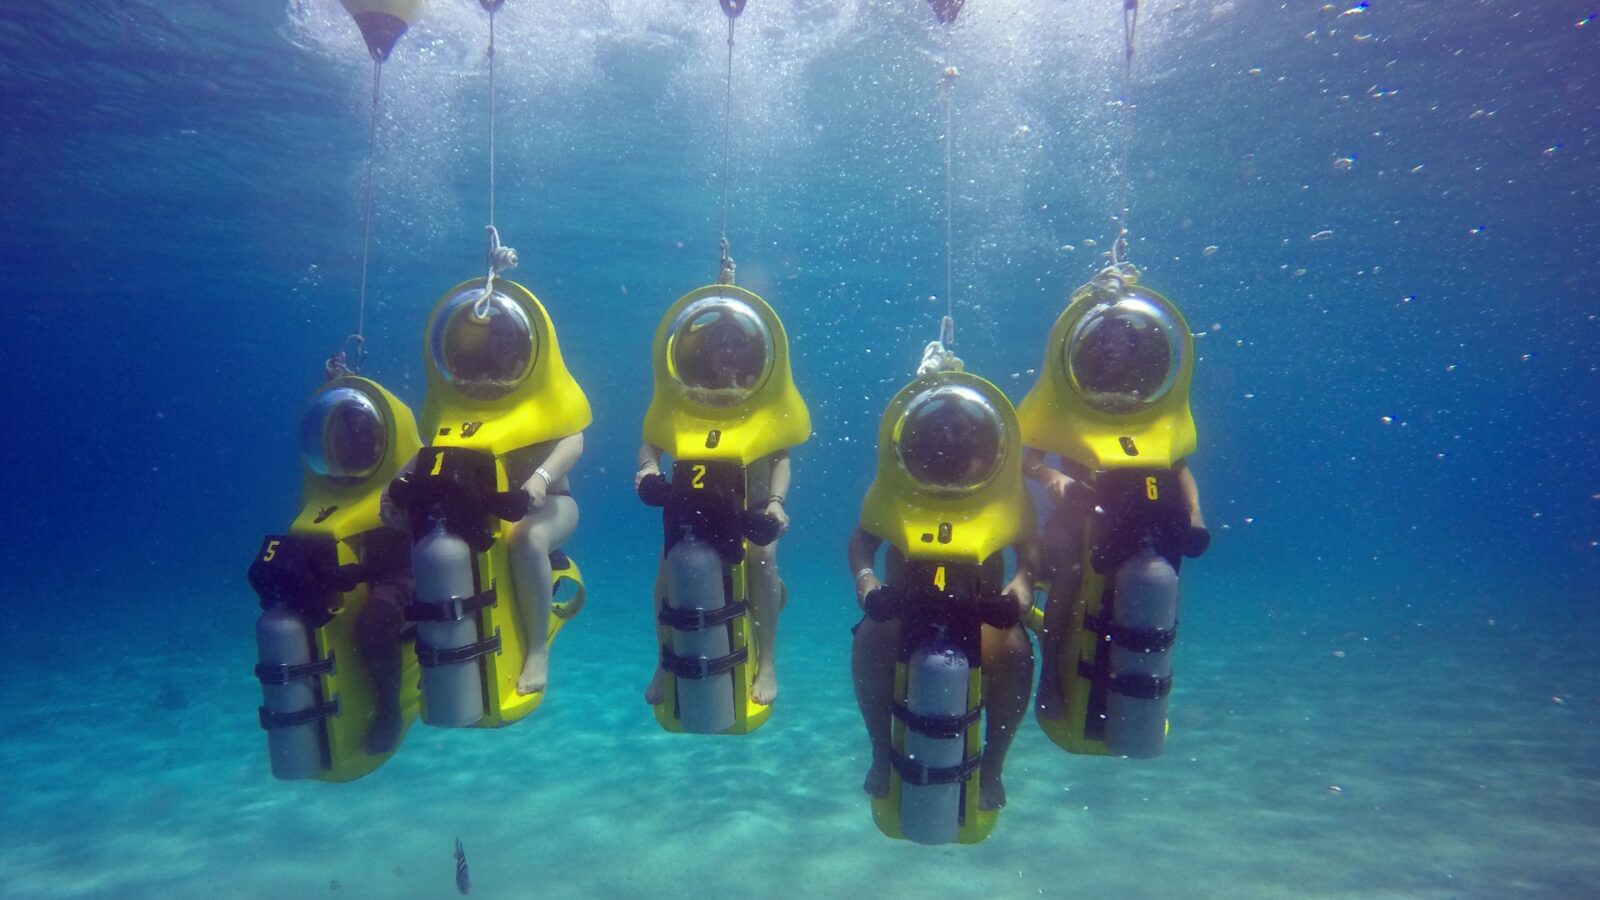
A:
[2,1,1597,897]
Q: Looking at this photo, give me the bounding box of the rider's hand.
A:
[380,492,407,530]
[634,459,660,489]
[766,499,790,537]
[1003,572,1035,616]
[525,477,548,510]
[1044,470,1076,504]
[855,571,882,610]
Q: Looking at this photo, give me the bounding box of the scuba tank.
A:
[899,633,970,845]
[640,465,781,735]
[412,519,488,727]
[664,537,737,733]
[254,603,326,779]
[1103,544,1179,757]
[390,447,528,729]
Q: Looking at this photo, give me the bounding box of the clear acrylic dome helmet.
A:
[428,286,538,401]
[1063,287,1185,414]
[300,385,389,484]
[665,294,774,407]
[894,383,1007,493]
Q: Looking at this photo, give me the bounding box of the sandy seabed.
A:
[3,563,1597,899]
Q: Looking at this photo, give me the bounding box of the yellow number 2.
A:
[692,464,707,489]
[1145,476,1159,501]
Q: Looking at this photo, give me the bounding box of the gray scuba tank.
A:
[899,635,969,845]
[413,519,486,727]
[1103,545,1180,758]
[665,536,736,734]
[255,603,324,780]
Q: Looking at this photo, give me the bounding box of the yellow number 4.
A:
[933,566,946,591]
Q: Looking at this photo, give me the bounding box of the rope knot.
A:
[917,317,962,375]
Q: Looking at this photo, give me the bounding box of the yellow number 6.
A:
[1145,476,1159,501]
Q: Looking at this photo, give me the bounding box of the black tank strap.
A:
[890,749,982,787]
[254,654,336,686]
[1084,614,1178,653]
[658,600,748,632]
[415,631,502,668]
[406,588,497,623]
[660,645,748,680]
[257,698,339,731]
[892,700,982,740]
[1109,672,1172,700]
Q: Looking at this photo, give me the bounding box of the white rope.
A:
[917,316,963,375]
[350,58,383,372]
[717,15,737,284]
[474,8,517,318]
[1111,0,1139,267]
[474,225,518,317]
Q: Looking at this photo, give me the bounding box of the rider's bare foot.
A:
[644,665,663,705]
[863,753,890,798]
[516,650,548,696]
[751,664,778,705]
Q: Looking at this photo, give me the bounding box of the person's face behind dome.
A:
[1073,312,1171,399]
[704,319,759,388]
[328,403,383,477]
[309,393,386,483]
[458,311,531,382]
[438,299,536,401]
[901,398,1000,490]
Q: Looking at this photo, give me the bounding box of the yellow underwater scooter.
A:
[386,278,590,729]
[637,284,811,734]
[856,369,1035,844]
[1018,267,1208,758]
[249,376,423,782]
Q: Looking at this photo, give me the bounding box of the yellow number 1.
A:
[431,453,446,477]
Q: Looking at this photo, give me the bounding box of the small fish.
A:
[455,838,471,895]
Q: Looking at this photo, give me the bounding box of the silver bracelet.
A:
[534,466,553,488]
[854,567,875,582]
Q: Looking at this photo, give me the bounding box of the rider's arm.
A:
[635,443,664,488]
[764,450,791,511]
[1176,459,1204,529]
[526,432,583,493]
[848,527,883,605]
[1004,537,1039,610]
[1023,446,1052,482]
